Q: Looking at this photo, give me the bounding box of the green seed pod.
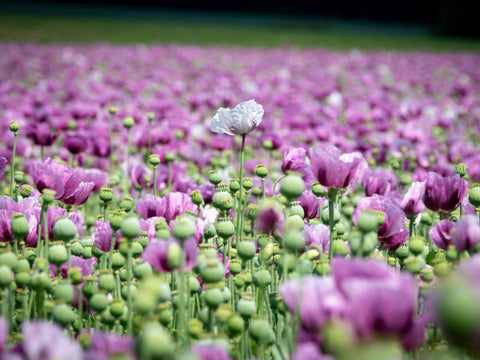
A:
[237,239,256,261]
[205,286,224,308]
[120,197,134,213]
[48,243,68,266]
[331,240,348,256]
[121,216,140,240]
[404,256,426,275]
[173,218,196,241]
[53,280,74,303]
[311,182,326,198]
[283,229,305,252]
[82,276,97,300]
[137,322,174,360]
[229,259,242,275]
[335,222,346,236]
[190,189,204,206]
[148,154,160,167]
[41,189,56,205]
[188,318,204,339]
[0,265,13,288]
[0,251,17,270]
[253,269,272,288]
[242,177,253,191]
[53,218,77,242]
[11,213,30,240]
[70,240,83,257]
[420,268,435,283]
[111,251,126,270]
[285,214,304,231]
[262,139,273,150]
[237,296,256,318]
[109,299,125,318]
[99,187,114,203]
[234,274,245,289]
[121,283,137,302]
[131,241,143,258]
[229,179,240,193]
[285,202,305,218]
[215,218,235,239]
[20,185,33,198]
[167,243,182,270]
[83,244,93,259]
[469,186,480,208]
[255,164,269,179]
[90,291,109,313]
[409,236,425,256]
[321,207,341,225]
[109,211,125,232]
[68,267,83,285]
[456,163,468,178]
[98,270,115,292]
[29,272,50,291]
[357,212,378,233]
[280,175,305,200]
[315,261,331,276]
[9,120,19,133]
[123,116,135,129]
[14,270,30,289]
[52,303,75,326]
[201,259,225,284]
[227,313,244,336]
[249,319,275,345]
[208,170,223,186]
[133,261,153,280]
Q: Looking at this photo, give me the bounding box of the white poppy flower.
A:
[210,99,264,136]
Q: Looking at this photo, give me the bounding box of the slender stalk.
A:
[167,161,173,192]
[152,165,157,197]
[328,188,337,262]
[10,133,18,199]
[409,217,415,238]
[148,118,152,155]
[109,112,114,170]
[235,134,246,248]
[22,289,29,322]
[126,129,131,192]
[177,252,186,348]
[126,241,133,335]
[67,243,72,274]
[43,211,49,261]
[78,286,83,329]
[271,175,286,199]
[108,234,116,269]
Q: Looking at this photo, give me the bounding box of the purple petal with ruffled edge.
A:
[429,220,455,250]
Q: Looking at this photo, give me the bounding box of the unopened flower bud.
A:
[147,112,155,121]
[280,175,305,200]
[229,179,240,193]
[9,120,19,133]
[262,139,273,150]
[227,314,244,336]
[20,185,32,198]
[255,164,268,178]
[456,163,468,178]
[331,240,348,257]
[469,186,480,208]
[165,151,175,162]
[242,177,253,190]
[108,106,117,115]
[0,265,13,288]
[190,190,204,206]
[311,182,326,197]
[123,116,135,129]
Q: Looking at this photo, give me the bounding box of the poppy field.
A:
[1,43,480,359]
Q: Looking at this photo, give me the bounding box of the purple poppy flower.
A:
[0,317,6,355]
[256,200,283,235]
[161,192,197,223]
[21,321,82,360]
[135,194,165,219]
[352,194,408,251]
[291,342,332,360]
[310,144,368,190]
[429,220,455,250]
[280,276,347,332]
[191,343,232,360]
[85,331,134,360]
[83,168,108,192]
[303,223,330,255]
[423,172,467,214]
[63,132,89,154]
[92,220,116,252]
[29,157,70,199]
[142,237,198,273]
[452,215,480,252]
[0,157,6,179]
[49,255,97,279]
[361,168,395,196]
[61,170,95,206]
[298,190,323,220]
[401,181,427,217]
[130,162,152,190]
[26,123,59,147]
[332,258,422,348]
[282,147,316,187]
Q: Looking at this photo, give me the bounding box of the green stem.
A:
[409,217,415,238]
[10,133,17,199]
[152,165,157,197]
[13,237,18,255]
[126,241,133,335]
[167,161,172,192]
[108,234,116,269]
[103,202,108,221]
[67,243,72,275]
[235,134,246,248]
[261,178,266,200]
[328,188,337,263]
[22,289,29,322]
[177,253,186,348]
[271,175,286,199]
[40,145,44,160]
[78,286,83,329]
[148,119,152,155]
[43,210,49,260]
[36,206,44,256]
[126,129,131,192]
